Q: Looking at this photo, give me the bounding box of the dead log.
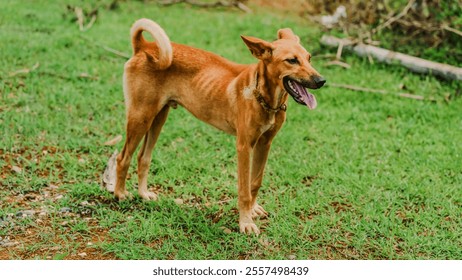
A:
[320,35,462,81]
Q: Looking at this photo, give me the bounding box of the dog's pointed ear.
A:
[277,28,300,43]
[241,35,273,60]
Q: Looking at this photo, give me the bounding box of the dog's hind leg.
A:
[136,105,170,200]
[115,106,161,201]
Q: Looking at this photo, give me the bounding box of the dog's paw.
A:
[251,203,268,218]
[114,190,133,201]
[239,217,260,235]
[240,222,260,235]
[139,191,158,201]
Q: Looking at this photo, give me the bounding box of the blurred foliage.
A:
[64,0,461,65]
[302,0,462,66]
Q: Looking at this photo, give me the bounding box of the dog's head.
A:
[241,29,325,110]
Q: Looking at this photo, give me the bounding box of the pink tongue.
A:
[293,82,317,110]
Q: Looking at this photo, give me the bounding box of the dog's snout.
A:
[314,76,326,88]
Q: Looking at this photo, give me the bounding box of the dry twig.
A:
[72,6,98,32]
[8,62,40,77]
[104,135,123,146]
[325,60,351,69]
[74,7,84,31]
[99,45,130,59]
[335,41,344,61]
[441,24,462,38]
[157,0,252,13]
[372,0,415,34]
[79,35,130,59]
[83,15,97,31]
[327,83,429,101]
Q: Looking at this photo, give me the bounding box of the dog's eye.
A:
[285,58,299,65]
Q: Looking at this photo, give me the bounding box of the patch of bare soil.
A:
[0,189,117,260]
[1,147,116,259]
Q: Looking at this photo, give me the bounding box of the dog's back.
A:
[125,19,251,134]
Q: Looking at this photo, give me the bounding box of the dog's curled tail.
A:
[130,18,173,70]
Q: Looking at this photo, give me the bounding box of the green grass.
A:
[1,0,461,260]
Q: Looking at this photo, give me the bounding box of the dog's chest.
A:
[259,123,274,134]
[259,117,275,134]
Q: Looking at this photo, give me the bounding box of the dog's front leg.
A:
[250,134,273,218]
[236,135,260,235]
[250,117,284,220]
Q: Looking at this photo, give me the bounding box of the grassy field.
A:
[1,0,461,260]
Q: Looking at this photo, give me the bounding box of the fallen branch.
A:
[323,39,352,69]
[157,0,252,13]
[335,39,344,60]
[73,6,98,32]
[79,35,130,59]
[38,71,77,81]
[99,45,130,59]
[7,64,98,81]
[83,14,97,32]
[8,62,40,77]
[442,24,462,38]
[74,7,85,31]
[325,60,351,69]
[327,83,430,101]
[104,135,122,146]
[77,72,99,80]
[320,35,462,81]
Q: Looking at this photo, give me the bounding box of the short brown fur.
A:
[114,19,325,234]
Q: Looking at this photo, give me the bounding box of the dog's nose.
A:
[314,76,326,88]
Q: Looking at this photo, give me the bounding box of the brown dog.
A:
[114,18,325,234]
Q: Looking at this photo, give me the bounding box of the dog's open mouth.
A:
[283,77,317,110]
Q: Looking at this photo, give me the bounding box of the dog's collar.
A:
[253,72,287,113]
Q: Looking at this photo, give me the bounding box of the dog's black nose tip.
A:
[314,76,326,88]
